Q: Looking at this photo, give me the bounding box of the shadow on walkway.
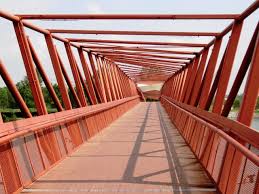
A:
[22,102,216,193]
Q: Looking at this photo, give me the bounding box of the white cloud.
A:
[85,1,104,14]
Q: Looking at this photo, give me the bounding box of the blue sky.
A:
[0,0,258,93]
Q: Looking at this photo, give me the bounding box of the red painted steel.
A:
[104,59,117,100]
[68,38,207,48]
[189,48,209,105]
[198,38,222,108]
[78,48,98,104]
[56,48,82,108]
[102,51,193,60]
[45,34,72,110]
[0,96,140,193]
[49,29,220,37]
[212,21,243,114]
[27,37,63,112]
[65,42,88,106]
[99,57,112,101]
[17,14,238,20]
[0,60,32,117]
[0,2,259,193]
[88,52,106,103]
[14,22,48,115]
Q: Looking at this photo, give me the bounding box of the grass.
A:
[0,108,57,113]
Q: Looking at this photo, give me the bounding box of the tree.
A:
[16,76,35,108]
[0,86,17,109]
[233,99,240,109]
[0,87,9,109]
[256,97,259,110]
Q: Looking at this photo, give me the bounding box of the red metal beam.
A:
[45,34,72,110]
[100,51,193,60]
[212,21,243,114]
[17,14,239,20]
[49,29,220,37]
[65,42,88,106]
[0,60,32,117]
[238,29,259,125]
[104,60,117,100]
[68,38,207,47]
[78,48,98,104]
[56,48,82,108]
[96,56,109,101]
[28,37,63,111]
[119,65,182,72]
[14,21,48,115]
[84,47,197,55]
[88,52,106,103]
[113,59,184,69]
[221,24,258,116]
[109,55,188,64]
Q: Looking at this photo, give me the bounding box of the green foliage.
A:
[146,98,159,102]
[16,76,35,108]
[233,98,240,109]
[0,87,9,109]
[0,76,63,121]
[256,97,259,110]
[0,87,17,109]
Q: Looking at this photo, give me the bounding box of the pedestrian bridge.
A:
[0,1,259,194]
[21,102,216,193]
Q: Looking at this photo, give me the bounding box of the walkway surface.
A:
[22,102,217,194]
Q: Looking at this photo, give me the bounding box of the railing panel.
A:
[161,96,259,194]
[0,96,140,193]
[11,137,34,185]
[0,143,22,193]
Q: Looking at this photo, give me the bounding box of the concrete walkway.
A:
[22,102,216,194]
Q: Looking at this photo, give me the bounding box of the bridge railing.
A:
[0,9,143,193]
[160,2,258,192]
[160,3,259,192]
[0,96,140,193]
[161,96,259,194]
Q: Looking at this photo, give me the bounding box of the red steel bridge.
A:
[0,1,259,193]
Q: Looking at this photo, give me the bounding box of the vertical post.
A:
[108,61,120,99]
[173,74,180,99]
[78,48,98,104]
[212,21,243,114]
[207,22,243,194]
[45,34,72,110]
[180,61,194,102]
[88,52,106,103]
[100,57,112,101]
[198,38,222,108]
[121,73,128,97]
[77,66,92,104]
[189,48,209,105]
[222,24,259,117]
[177,70,187,101]
[184,55,201,104]
[13,21,47,115]
[116,66,126,98]
[65,42,87,106]
[104,59,117,100]
[112,63,123,98]
[96,56,108,102]
[56,48,82,108]
[238,30,259,125]
[27,37,63,112]
[0,60,32,117]
[224,28,259,194]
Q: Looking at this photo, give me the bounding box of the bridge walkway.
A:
[22,102,216,194]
